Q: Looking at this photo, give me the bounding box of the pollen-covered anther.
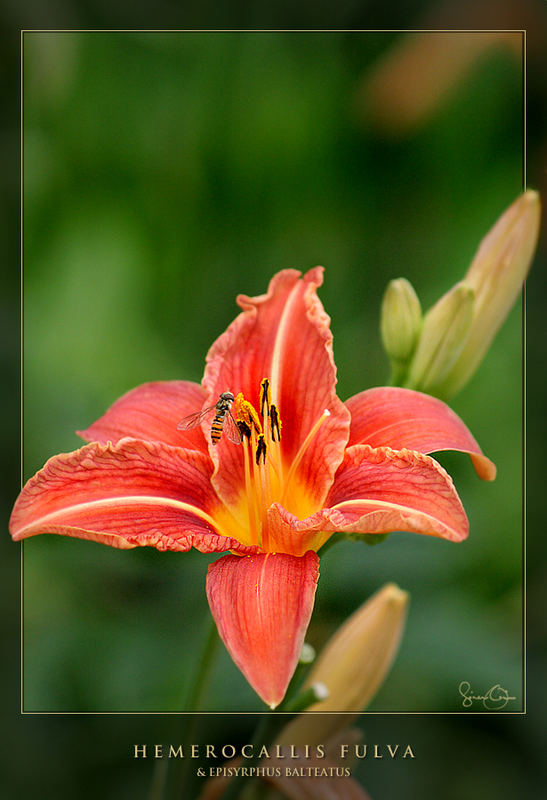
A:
[255,434,267,466]
[270,404,282,442]
[235,392,263,436]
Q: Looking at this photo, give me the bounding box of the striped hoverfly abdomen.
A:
[177,391,242,445]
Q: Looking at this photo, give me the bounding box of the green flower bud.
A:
[380,278,422,373]
[405,282,475,394]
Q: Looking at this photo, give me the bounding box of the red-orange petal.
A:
[78,380,208,452]
[265,504,342,556]
[206,551,319,708]
[325,444,469,542]
[10,439,254,553]
[346,386,496,481]
[202,268,350,508]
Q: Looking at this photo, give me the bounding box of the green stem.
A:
[220,713,286,800]
[274,649,314,709]
[148,756,169,800]
[148,615,220,800]
[219,683,324,800]
[281,686,323,714]
[183,615,220,712]
[173,618,220,798]
[317,533,345,556]
[389,360,409,387]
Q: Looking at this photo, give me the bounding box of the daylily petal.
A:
[203,268,350,508]
[346,386,496,480]
[206,551,319,708]
[267,440,468,549]
[266,503,344,556]
[10,439,254,553]
[325,444,469,541]
[78,380,208,452]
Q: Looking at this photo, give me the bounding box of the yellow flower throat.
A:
[218,378,330,551]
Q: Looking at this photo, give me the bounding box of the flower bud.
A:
[380,278,422,370]
[435,190,540,397]
[278,583,409,745]
[405,282,474,394]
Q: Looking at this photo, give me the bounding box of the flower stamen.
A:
[236,393,262,436]
[270,404,282,442]
[241,432,261,546]
[237,419,252,442]
[232,386,331,535]
[260,383,283,490]
[260,378,271,416]
[255,433,267,466]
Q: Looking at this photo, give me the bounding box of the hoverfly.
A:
[177,390,242,445]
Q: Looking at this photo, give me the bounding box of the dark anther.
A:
[237,420,252,441]
[270,404,281,442]
[260,378,270,416]
[255,434,267,466]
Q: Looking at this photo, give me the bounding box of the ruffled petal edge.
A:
[346,386,496,481]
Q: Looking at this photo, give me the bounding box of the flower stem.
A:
[183,614,220,712]
[173,617,220,797]
[389,361,409,387]
[281,686,323,714]
[317,532,345,556]
[148,615,220,800]
[219,684,322,799]
[219,713,286,800]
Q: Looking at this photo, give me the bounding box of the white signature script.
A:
[458,681,516,710]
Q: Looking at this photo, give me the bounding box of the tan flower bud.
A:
[436,190,540,397]
[279,583,409,745]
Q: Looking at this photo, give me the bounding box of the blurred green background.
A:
[8,25,545,800]
[22,28,524,712]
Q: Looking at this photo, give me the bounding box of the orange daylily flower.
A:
[10,268,495,708]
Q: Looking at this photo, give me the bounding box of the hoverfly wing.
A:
[177,405,215,431]
[223,412,243,445]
